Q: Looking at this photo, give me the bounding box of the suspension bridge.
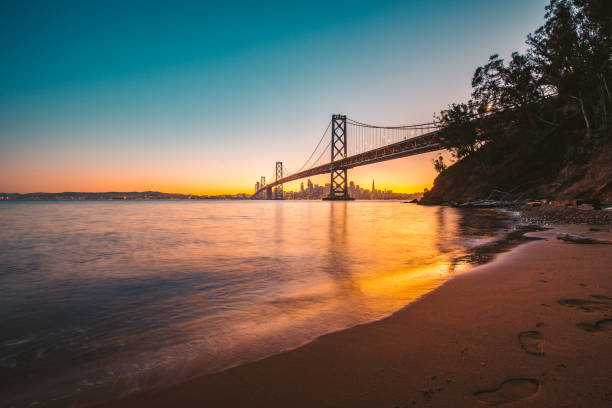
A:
[253,115,444,200]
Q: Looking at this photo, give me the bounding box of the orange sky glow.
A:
[0,1,546,195]
[0,148,450,195]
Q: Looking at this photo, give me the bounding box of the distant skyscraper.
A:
[371,179,376,199]
[300,181,304,193]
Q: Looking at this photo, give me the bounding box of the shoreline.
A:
[91,219,612,407]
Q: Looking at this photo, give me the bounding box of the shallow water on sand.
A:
[0,200,513,406]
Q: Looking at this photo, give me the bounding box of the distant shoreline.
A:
[0,191,249,200]
[0,192,423,201]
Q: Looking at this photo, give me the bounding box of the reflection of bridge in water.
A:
[253,115,444,200]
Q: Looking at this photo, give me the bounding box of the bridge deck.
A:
[254,130,442,195]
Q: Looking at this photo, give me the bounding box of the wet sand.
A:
[98,224,612,407]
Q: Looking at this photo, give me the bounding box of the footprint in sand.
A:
[474,378,540,406]
[576,319,612,333]
[519,331,545,356]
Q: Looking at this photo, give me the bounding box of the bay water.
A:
[0,200,513,406]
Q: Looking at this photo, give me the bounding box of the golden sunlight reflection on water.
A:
[0,200,511,406]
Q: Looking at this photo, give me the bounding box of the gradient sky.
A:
[0,0,549,194]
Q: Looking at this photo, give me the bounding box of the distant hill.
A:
[0,191,250,200]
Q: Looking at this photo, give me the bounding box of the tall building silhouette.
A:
[371,179,376,199]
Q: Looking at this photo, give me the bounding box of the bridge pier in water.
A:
[324,114,354,201]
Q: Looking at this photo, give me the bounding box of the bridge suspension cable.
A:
[253,114,444,198]
[341,118,441,158]
[277,117,443,180]
[293,120,332,174]
[346,117,440,129]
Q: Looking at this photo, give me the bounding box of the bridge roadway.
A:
[254,129,442,195]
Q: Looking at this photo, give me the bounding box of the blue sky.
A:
[0,0,549,193]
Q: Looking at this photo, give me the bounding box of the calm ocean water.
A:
[0,200,513,407]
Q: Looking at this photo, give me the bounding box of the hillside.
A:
[420,132,612,204]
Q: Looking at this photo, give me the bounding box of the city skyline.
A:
[254,178,419,200]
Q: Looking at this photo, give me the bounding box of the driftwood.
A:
[557,233,612,245]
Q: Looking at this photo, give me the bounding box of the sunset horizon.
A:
[1,1,548,196]
[2,1,610,407]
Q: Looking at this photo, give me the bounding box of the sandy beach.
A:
[91,223,612,408]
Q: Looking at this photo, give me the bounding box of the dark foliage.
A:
[424,0,611,203]
[436,0,610,163]
[433,155,447,173]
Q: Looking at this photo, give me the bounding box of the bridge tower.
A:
[324,114,353,200]
[274,161,284,200]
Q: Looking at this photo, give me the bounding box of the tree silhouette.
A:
[434,0,610,169]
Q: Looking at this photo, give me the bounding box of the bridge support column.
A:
[274,161,283,200]
[324,114,354,201]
